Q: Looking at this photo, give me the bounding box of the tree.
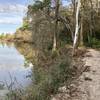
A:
[52,0,60,51]
[73,0,81,55]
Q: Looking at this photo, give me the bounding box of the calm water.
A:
[0,42,71,99]
[0,43,33,98]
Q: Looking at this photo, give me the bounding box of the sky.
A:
[0,0,28,34]
[0,0,70,34]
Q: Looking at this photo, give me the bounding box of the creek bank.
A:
[14,29,33,43]
[51,49,100,100]
[6,45,86,100]
[0,29,33,43]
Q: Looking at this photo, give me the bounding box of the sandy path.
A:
[52,49,100,100]
[77,49,100,100]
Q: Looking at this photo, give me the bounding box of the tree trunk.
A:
[72,0,76,41]
[73,0,81,55]
[96,0,99,14]
[53,20,58,51]
[52,0,60,52]
[80,16,84,46]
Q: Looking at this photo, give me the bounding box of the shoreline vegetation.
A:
[0,0,100,100]
[5,42,86,100]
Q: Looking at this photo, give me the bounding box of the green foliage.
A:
[58,29,72,47]
[0,33,14,40]
[19,18,30,30]
[0,33,5,39]
[25,48,73,100]
[8,46,73,100]
[22,22,30,30]
[31,0,51,12]
[91,38,100,48]
[84,32,100,48]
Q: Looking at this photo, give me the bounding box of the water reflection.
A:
[0,41,72,100]
[0,42,33,98]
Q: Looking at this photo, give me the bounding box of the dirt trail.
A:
[78,49,100,100]
[52,49,100,100]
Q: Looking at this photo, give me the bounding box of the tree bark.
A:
[80,15,84,46]
[52,0,60,52]
[73,0,81,55]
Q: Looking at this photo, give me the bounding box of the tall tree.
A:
[73,0,81,55]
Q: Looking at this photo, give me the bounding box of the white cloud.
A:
[0,17,22,24]
[0,3,27,33]
[0,3,27,13]
[0,3,27,24]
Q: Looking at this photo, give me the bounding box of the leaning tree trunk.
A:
[73,0,81,55]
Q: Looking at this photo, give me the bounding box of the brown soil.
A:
[52,49,100,100]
